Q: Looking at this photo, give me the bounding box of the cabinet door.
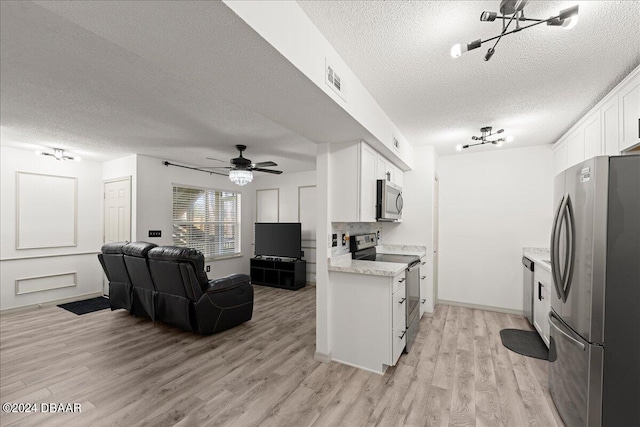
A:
[377,156,389,181]
[419,256,427,318]
[618,73,640,151]
[601,98,620,156]
[583,113,602,161]
[359,143,378,222]
[554,144,568,176]
[392,165,403,187]
[567,129,585,167]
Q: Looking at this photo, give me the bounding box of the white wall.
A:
[223,1,414,170]
[135,154,252,278]
[253,170,316,283]
[438,146,554,312]
[383,145,438,314]
[0,146,103,310]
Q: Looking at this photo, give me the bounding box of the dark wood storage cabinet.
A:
[250,258,306,290]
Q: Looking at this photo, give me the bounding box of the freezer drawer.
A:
[548,311,603,427]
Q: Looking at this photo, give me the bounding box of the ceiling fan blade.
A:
[198,166,232,169]
[252,161,277,168]
[252,168,283,174]
[206,157,230,164]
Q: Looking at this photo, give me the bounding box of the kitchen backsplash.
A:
[331,222,383,257]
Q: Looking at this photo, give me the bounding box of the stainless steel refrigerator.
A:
[548,155,640,427]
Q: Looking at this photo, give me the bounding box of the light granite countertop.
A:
[523,247,551,272]
[328,245,427,277]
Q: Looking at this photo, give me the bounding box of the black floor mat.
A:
[58,296,111,315]
[500,328,549,360]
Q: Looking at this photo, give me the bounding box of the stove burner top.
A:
[352,246,419,266]
[375,253,420,265]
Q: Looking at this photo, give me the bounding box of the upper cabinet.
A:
[553,65,640,175]
[619,75,640,151]
[330,141,404,222]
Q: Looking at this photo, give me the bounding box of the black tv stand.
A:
[250,258,306,290]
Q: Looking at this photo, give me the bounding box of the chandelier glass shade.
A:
[229,169,253,186]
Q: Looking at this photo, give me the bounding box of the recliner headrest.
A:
[148,246,205,266]
[101,242,128,254]
[123,242,158,257]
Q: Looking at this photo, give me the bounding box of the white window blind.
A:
[172,186,241,258]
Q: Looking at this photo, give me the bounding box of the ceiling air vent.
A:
[392,136,400,151]
[325,59,346,101]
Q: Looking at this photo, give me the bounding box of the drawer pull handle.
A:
[398,278,405,283]
[421,276,426,280]
[399,331,406,339]
[421,299,426,304]
[399,298,406,304]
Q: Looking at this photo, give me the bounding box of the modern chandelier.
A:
[451,0,579,61]
[456,127,513,151]
[35,148,80,161]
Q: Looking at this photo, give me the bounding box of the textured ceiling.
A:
[1,1,373,171]
[2,2,638,167]
[299,1,640,155]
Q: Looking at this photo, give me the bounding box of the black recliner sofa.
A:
[98,242,133,312]
[98,242,253,334]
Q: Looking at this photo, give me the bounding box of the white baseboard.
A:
[437,299,524,316]
[314,350,332,363]
[0,291,104,316]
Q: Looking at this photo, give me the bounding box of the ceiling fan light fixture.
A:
[558,5,579,21]
[229,169,253,186]
[506,135,514,143]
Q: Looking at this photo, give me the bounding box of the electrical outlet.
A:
[341,234,346,246]
[331,233,338,247]
[148,230,161,238]
[206,265,210,273]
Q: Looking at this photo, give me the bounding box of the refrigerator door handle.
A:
[562,195,576,303]
[549,311,585,351]
[550,195,565,299]
[552,194,568,300]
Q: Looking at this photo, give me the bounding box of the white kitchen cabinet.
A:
[583,112,602,161]
[554,144,568,176]
[376,152,403,187]
[567,129,585,168]
[602,97,620,156]
[618,71,640,151]
[533,267,552,347]
[360,143,378,222]
[330,140,405,222]
[419,256,427,318]
[553,65,640,174]
[330,270,407,374]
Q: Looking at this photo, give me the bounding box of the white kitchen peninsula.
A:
[328,245,426,374]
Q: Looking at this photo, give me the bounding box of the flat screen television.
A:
[255,222,302,259]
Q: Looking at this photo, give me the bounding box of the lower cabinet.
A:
[330,271,406,374]
[533,267,552,347]
[419,256,427,317]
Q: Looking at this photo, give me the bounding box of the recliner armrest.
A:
[205,274,251,293]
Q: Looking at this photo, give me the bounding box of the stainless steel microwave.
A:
[376,179,403,221]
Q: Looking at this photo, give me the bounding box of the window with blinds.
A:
[172,186,241,258]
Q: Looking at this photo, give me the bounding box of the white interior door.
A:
[103,177,132,295]
[433,175,439,305]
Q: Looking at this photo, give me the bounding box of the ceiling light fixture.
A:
[229,169,253,186]
[451,0,579,61]
[456,126,514,151]
[35,148,80,161]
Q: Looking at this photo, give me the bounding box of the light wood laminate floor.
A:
[0,285,563,426]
